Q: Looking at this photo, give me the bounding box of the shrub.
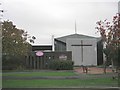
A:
[49,60,74,70]
[2,55,26,70]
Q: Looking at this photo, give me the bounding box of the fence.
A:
[25,51,72,69]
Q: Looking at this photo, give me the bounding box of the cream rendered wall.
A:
[66,38,97,66]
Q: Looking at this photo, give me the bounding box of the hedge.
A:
[2,55,26,70]
[49,60,74,70]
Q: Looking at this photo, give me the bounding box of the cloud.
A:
[2,0,118,45]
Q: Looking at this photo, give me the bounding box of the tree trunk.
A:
[104,62,107,74]
[111,59,115,72]
[103,57,107,74]
[103,60,107,74]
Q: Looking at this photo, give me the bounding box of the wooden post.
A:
[37,57,39,69]
[40,57,42,69]
[33,55,35,69]
[32,56,34,69]
[41,57,43,69]
[30,56,33,68]
[25,56,28,68]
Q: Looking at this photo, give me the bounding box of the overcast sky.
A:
[1,0,119,45]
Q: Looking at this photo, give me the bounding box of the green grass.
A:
[2,71,118,88]
[2,78,118,88]
[3,71,76,77]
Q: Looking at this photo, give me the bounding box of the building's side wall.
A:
[54,39,66,51]
[43,51,72,61]
[97,40,103,65]
[66,38,97,66]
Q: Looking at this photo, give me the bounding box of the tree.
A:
[2,20,36,56]
[2,20,36,69]
[96,13,120,73]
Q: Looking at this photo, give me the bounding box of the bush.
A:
[49,60,74,70]
[2,55,26,70]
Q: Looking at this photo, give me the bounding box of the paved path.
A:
[3,76,81,80]
[74,67,118,79]
[74,67,113,74]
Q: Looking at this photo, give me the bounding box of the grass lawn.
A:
[2,71,118,88]
[3,78,118,88]
[3,71,76,77]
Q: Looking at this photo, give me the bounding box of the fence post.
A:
[37,57,39,69]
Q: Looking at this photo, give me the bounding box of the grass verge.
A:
[2,78,118,88]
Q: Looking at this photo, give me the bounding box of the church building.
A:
[27,33,103,69]
[54,34,103,66]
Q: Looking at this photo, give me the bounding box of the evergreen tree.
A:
[2,20,36,70]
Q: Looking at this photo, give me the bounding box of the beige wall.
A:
[66,38,97,66]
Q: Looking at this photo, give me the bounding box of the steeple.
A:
[75,20,77,34]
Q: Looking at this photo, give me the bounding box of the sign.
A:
[36,51,44,57]
[59,54,67,60]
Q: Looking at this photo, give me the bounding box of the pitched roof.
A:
[55,34,97,43]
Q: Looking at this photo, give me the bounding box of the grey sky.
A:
[1,0,119,45]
